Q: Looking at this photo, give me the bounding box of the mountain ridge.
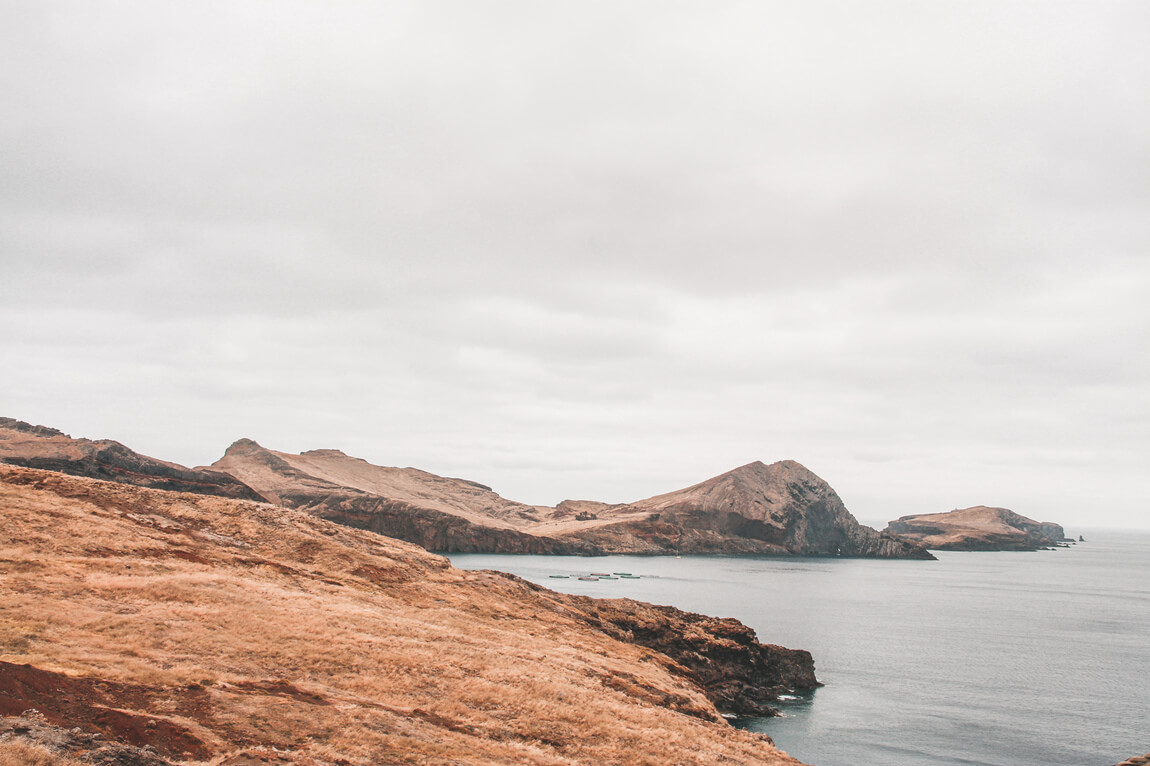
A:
[0,418,932,559]
[0,417,263,502]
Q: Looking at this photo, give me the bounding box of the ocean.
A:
[448,529,1149,766]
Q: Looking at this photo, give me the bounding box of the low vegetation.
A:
[0,465,805,765]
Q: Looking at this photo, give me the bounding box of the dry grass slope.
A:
[0,465,807,766]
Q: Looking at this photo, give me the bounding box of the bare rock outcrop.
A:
[550,588,820,716]
[884,506,1070,551]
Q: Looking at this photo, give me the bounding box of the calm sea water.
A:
[449,529,1150,766]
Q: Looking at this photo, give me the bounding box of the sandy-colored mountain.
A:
[210,438,600,554]
[211,441,933,559]
[0,463,814,765]
[0,418,930,558]
[884,506,1069,551]
[558,460,934,558]
[0,417,261,502]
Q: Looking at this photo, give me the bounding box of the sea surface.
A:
[448,529,1150,766]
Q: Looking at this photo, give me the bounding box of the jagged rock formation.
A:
[0,463,810,765]
[0,417,263,502]
[884,506,1070,551]
[560,461,934,559]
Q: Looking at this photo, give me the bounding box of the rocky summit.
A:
[884,505,1070,551]
[555,460,935,559]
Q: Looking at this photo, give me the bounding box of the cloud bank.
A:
[3,1,1148,528]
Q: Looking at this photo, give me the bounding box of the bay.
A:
[448,529,1150,766]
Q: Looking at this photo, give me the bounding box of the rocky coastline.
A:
[0,458,814,764]
[0,419,932,561]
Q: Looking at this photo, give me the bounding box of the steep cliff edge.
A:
[540,586,820,716]
[0,417,263,502]
[559,461,934,559]
[0,463,810,765]
[884,506,1070,551]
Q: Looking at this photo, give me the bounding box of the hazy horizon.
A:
[3,2,1148,530]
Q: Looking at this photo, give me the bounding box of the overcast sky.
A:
[3,1,1148,530]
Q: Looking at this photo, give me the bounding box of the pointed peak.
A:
[723,459,803,478]
[225,438,265,455]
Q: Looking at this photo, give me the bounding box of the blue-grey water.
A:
[449,529,1149,766]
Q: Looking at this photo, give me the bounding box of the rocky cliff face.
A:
[542,587,820,716]
[563,461,934,559]
[884,506,1070,551]
[0,418,264,501]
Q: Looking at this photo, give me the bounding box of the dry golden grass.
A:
[0,465,806,766]
[0,740,82,766]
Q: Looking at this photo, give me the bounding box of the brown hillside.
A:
[210,440,931,559]
[209,438,599,554]
[0,418,262,502]
[885,506,1069,551]
[0,464,811,766]
[562,461,934,559]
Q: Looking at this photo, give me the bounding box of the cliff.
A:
[558,461,934,559]
[0,419,931,560]
[0,463,811,765]
[0,417,263,502]
[545,589,820,716]
[884,506,1070,551]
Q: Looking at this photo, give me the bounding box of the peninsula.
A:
[0,460,814,765]
[0,418,932,559]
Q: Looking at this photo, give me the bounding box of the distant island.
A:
[0,417,931,560]
[884,506,1071,551]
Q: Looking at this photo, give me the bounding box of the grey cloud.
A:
[3,0,1149,527]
